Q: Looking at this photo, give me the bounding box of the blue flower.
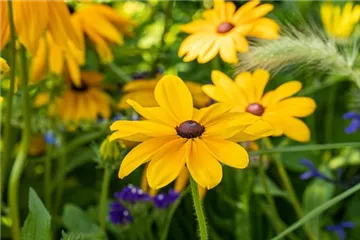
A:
[44,131,59,146]
[114,184,151,204]
[153,189,180,209]
[299,159,326,180]
[325,221,355,240]
[109,202,133,225]
[343,112,360,134]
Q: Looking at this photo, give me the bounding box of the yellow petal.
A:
[127,99,178,126]
[261,114,284,136]
[174,168,190,192]
[232,0,261,23]
[30,38,46,82]
[12,1,49,55]
[183,35,208,62]
[47,34,64,75]
[213,0,227,22]
[0,57,10,73]
[268,81,302,104]
[219,36,237,63]
[202,137,249,168]
[198,38,221,64]
[181,20,214,34]
[186,81,211,108]
[178,33,204,57]
[272,97,316,117]
[187,139,222,189]
[65,56,81,87]
[193,103,232,126]
[81,71,104,87]
[282,117,311,142]
[229,119,273,141]
[119,91,157,109]
[196,35,217,63]
[1,1,10,50]
[253,69,270,101]
[89,89,111,119]
[202,84,232,103]
[248,18,280,40]
[154,75,193,123]
[238,3,274,25]
[110,120,176,140]
[235,71,255,103]
[118,136,179,178]
[224,1,236,21]
[34,92,50,108]
[232,34,249,53]
[47,1,82,52]
[147,138,187,189]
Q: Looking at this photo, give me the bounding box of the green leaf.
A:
[253,175,287,197]
[21,188,51,240]
[302,168,335,239]
[62,204,105,240]
[61,230,83,240]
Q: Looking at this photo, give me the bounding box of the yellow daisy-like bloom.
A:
[321,2,360,39]
[1,1,81,55]
[109,75,273,189]
[30,29,85,86]
[203,70,317,142]
[118,75,211,109]
[178,0,280,64]
[0,57,10,73]
[72,3,136,63]
[52,71,111,123]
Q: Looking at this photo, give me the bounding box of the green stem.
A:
[161,187,191,240]
[99,168,111,232]
[8,45,31,240]
[190,177,208,240]
[258,155,283,234]
[263,138,314,240]
[53,135,66,218]
[325,85,336,143]
[1,0,17,200]
[250,142,360,155]
[271,183,360,240]
[44,145,53,210]
[108,63,131,83]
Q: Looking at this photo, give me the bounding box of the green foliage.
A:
[21,188,51,240]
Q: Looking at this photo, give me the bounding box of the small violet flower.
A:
[343,112,360,134]
[109,202,133,225]
[153,189,180,209]
[114,184,151,204]
[299,159,328,180]
[325,221,355,240]
[44,131,60,147]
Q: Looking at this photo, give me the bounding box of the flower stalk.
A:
[1,0,17,199]
[99,168,112,231]
[190,177,208,240]
[44,145,53,210]
[8,45,32,240]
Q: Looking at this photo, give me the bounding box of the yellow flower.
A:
[0,57,10,73]
[118,75,211,109]
[28,134,46,157]
[202,70,316,142]
[1,1,82,55]
[321,2,360,39]
[34,92,50,108]
[109,75,272,189]
[178,0,279,64]
[72,3,136,63]
[51,71,111,123]
[30,30,85,86]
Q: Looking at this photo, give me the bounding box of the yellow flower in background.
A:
[0,57,10,73]
[51,71,111,123]
[1,1,82,55]
[118,75,211,109]
[109,75,272,189]
[73,3,136,63]
[28,135,46,157]
[321,2,360,39]
[30,30,85,86]
[34,92,50,108]
[203,70,316,142]
[178,0,279,64]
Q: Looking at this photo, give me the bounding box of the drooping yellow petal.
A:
[47,34,64,75]
[202,137,249,168]
[1,1,10,50]
[118,136,179,178]
[281,117,311,142]
[147,138,188,189]
[174,168,190,192]
[271,97,316,117]
[119,91,157,109]
[154,75,193,123]
[187,139,223,189]
[185,81,211,108]
[30,38,46,83]
[12,1,49,55]
[65,56,81,87]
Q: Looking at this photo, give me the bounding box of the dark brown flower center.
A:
[217,22,235,34]
[246,103,265,116]
[176,120,205,138]
[71,82,88,92]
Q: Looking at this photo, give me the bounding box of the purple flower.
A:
[109,202,133,225]
[299,159,326,180]
[114,184,151,204]
[343,112,360,134]
[44,131,57,145]
[153,189,180,209]
[325,221,355,240]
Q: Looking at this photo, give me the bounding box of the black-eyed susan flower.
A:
[0,57,10,73]
[51,71,111,123]
[321,2,360,39]
[118,74,211,109]
[202,70,316,142]
[1,1,81,55]
[109,75,273,189]
[178,0,279,64]
[72,3,136,63]
[30,30,85,86]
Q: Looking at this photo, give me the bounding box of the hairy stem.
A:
[190,177,208,240]
[99,168,111,231]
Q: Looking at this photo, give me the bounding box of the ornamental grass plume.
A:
[178,0,279,64]
[1,1,82,55]
[109,75,272,189]
[203,70,316,142]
